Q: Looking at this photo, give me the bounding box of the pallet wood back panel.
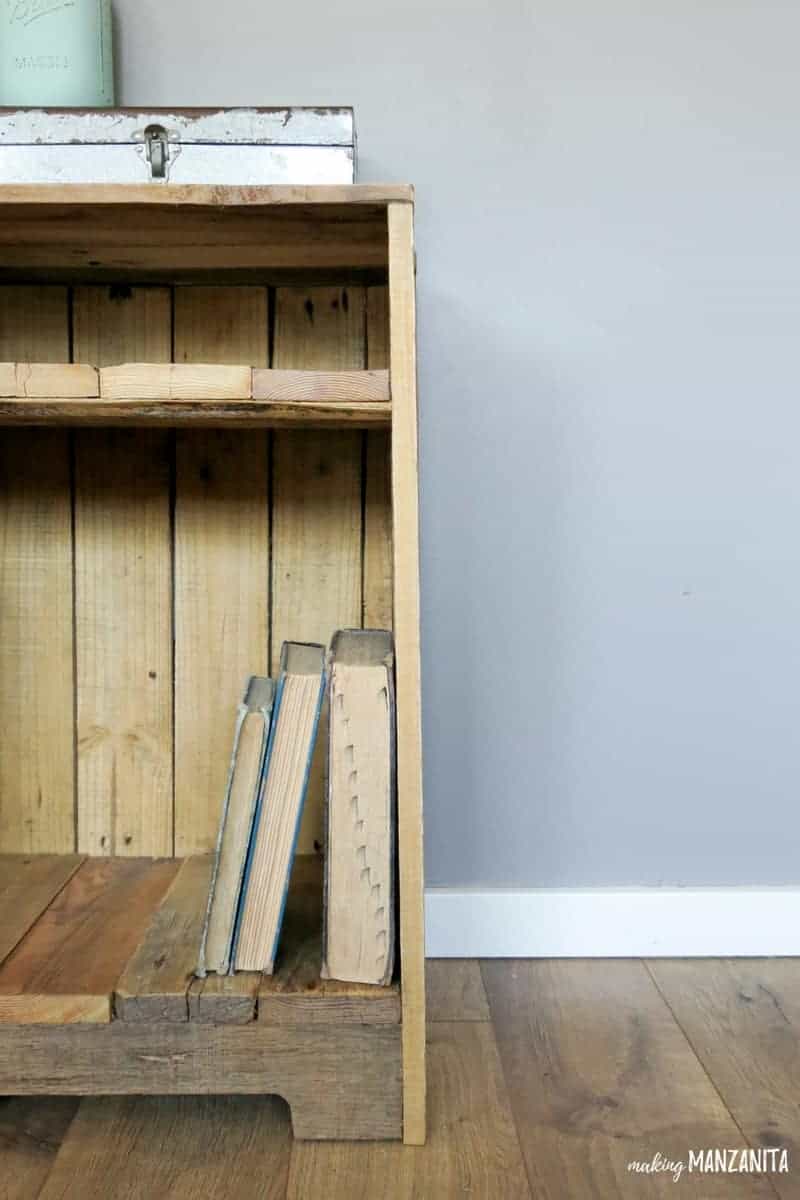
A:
[364,286,393,629]
[272,287,364,854]
[73,288,173,856]
[0,287,74,854]
[0,283,394,859]
[173,287,269,855]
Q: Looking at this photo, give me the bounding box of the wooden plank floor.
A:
[3,958,798,1197]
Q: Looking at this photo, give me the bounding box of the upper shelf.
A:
[0,183,414,207]
[0,362,391,429]
[0,183,413,282]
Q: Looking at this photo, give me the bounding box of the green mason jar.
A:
[0,0,114,107]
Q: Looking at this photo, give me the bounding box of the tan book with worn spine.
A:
[234,643,326,974]
[322,629,396,986]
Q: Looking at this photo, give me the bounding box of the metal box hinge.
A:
[144,124,169,179]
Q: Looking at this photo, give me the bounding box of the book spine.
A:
[196,700,248,978]
[320,662,333,981]
[264,666,327,973]
[220,695,273,975]
[230,673,288,969]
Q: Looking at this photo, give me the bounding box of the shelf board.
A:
[0,183,414,208]
[0,364,391,428]
[0,398,391,428]
[258,856,401,1026]
[0,854,399,1027]
[0,185,407,274]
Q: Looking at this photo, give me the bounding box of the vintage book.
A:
[233,643,326,973]
[196,676,275,977]
[322,630,396,986]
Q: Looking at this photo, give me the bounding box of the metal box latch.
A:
[144,124,170,179]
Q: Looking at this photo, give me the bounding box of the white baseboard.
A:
[424,887,800,957]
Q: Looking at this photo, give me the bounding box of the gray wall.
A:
[116,0,800,888]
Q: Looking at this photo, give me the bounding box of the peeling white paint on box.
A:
[0,107,356,184]
[0,107,354,146]
[0,143,355,185]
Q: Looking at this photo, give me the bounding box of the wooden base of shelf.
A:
[0,853,402,1140]
[0,1023,402,1141]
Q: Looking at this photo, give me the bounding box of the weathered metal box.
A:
[0,107,355,184]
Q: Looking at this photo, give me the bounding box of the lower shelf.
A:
[0,852,403,1139]
[0,852,400,1026]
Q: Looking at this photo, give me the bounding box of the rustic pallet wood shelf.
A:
[0,853,402,1139]
[0,364,391,427]
[0,183,424,1143]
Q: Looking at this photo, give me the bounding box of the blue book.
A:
[196,675,275,977]
[232,642,326,973]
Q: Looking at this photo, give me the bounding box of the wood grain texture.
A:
[0,286,74,854]
[0,1096,78,1200]
[258,856,400,1026]
[0,857,179,1024]
[73,287,173,857]
[115,856,214,1023]
[388,204,427,1144]
[0,398,391,428]
[3,363,98,397]
[0,288,68,357]
[74,430,172,856]
[272,286,364,854]
[72,285,172,367]
[253,368,389,404]
[0,183,412,206]
[288,1022,529,1198]
[364,286,393,628]
[187,972,260,1025]
[482,959,775,1199]
[648,958,800,1197]
[0,855,84,964]
[426,960,491,1022]
[0,199,392,278]
[101,362,252,400]
[6,959,800,1186]
[36,1096,291,1200]
[0,1022,403,1140]
[173,287,269,855]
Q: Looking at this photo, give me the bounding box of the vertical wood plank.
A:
[388,204,426,1144]
[73,432,172,856]
[72,287,173,856]
[71,285,171,367]
[173,287,269,855]
[0,286,74,853]
[364,286,393,629]
[272,286,364,853]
